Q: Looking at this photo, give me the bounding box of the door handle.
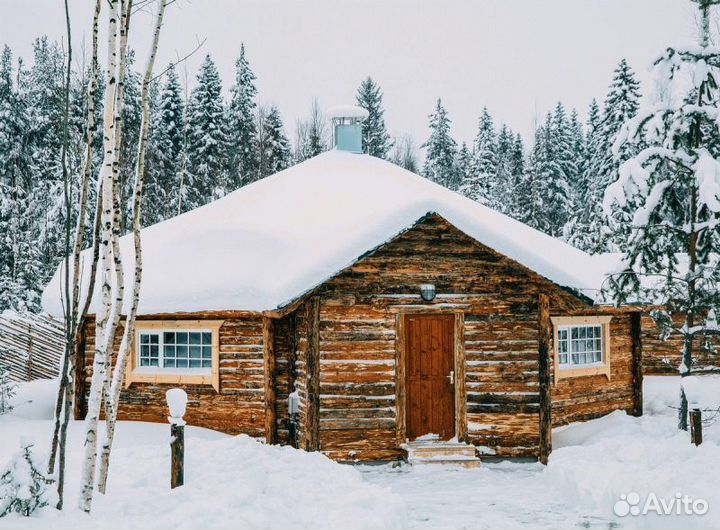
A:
[447,370,454,385]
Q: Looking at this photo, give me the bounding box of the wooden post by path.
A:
[690,409,703,446]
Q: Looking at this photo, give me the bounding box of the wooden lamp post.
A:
[166,388,187,488]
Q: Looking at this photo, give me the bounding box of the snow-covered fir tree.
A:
[257,105,291,178]
[145,63,184,224]
[492,124,525,215]
[119,51,143,230]
[226,44,259,188]
[566,98,602,250]
[459,107,497,204]
[356,77,392,159]
[422,99,458,189]
[0,46,42,312]
[522,110,573,236]
[603,0,720,430]
[24,37,65,285]
[572,59,642,252]
[455,142,473,192]
[514,124,548,230]
[0,442,54,516]
[185,54,227,211]
[0,367,16,415]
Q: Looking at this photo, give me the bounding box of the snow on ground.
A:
[2,376,720,529]
[362,375,720,530]
[0,380,405,529]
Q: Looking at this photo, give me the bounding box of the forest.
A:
[0,36,649,312]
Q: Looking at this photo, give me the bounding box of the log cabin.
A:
[43,107,647,465]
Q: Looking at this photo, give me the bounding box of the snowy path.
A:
[361,462,610,530]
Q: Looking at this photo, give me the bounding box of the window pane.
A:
[164,344,176,359]
[202,332,212,344]
[190,346,201,359]
[176,345,188,359]
[164,332,175,344]
[189,333,202,345]
[164,358,175,368]
[202,359,212,368]
[176,332,188,344]
[189,359,201,368]
[202,345,212,359]
[176,358,189,368]
[571,328,578,339]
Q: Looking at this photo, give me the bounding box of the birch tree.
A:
[79,0,123,512]
[98,0,167,493]
[604,0,720,430]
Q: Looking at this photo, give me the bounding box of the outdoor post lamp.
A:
[420,284,436,302]
[166,388,187,488]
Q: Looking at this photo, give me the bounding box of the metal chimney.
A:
[327,105,369,153]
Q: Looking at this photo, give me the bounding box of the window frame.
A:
[126,320,223,391]
[550,316,612,383]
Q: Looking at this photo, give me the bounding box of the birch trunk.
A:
[48,0,74,484]
[97,0,167,493]
[101,0,132,424]
[79,0,121,513]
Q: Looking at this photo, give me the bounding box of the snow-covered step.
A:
[401,441,481,467]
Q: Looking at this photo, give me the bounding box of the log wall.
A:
[77,315,267,436]
[641,313,720,374]
[550,311,636,426]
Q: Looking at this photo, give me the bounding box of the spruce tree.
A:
[356,77,392,158]
[455,142,473,193]
[460,107,497,204]
[0,442,54,516]
[257,105,291,178]
[185,54,227,210]
[494,123,515,213]
[226,44,259,188]
[146,63,184,223]
[422,98,458,189]
[578,60,642,252]
[604,0,720,430]
[566,99,602,250]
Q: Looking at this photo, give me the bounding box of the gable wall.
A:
[312,214,595,460]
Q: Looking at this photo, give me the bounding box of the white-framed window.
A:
[557,324,603,368]
[137,330,213,371]
[126,320,223,391]
[551,316,612,383]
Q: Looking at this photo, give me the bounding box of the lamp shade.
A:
[419,284,436,302]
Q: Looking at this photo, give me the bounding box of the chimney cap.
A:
[327,104,369,121]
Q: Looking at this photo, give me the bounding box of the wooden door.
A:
[405,314,455,441]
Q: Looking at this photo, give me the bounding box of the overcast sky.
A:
[0,0,704,147]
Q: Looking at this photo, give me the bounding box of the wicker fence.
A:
[0,312,64,381]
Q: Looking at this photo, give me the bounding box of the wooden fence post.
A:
[166,389,187,488]
[538,293,552,465]
[631,312,643,417]
[170,423,185,488]
[690,408,703,446]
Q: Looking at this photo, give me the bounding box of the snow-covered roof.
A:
[326,104,369,120]
[42,150,612,316]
